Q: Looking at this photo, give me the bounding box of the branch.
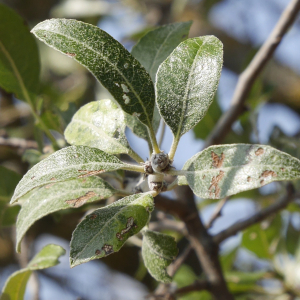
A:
[213,185,297,244]
[175,279,210,295]
[206,197,229,229]
[168,245,192,277]
[149,219,187,236]
[205,0,300,147]
[0,137,38,150]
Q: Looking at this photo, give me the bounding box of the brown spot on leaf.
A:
[209,170,225,198]
[65,191,97,208]
[211,152,225,168]
[261,170,277,178]
[95,249,101,255]
[202,175,206,179]
[50,177,56,181]
[255,148,264,156]
[116,217,137,240]
[250,232,257,240]
[247,176,252,182]
[90,214,97,220]
[260,179,264,185]
[116,233,123,240]
[102,244,113,255]
[281,168,285,172]
[31,176,35,180]
[66,52,76,57]
[78,170,104,178]
[45,183,55,189]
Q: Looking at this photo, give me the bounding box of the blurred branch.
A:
[206,197,229,229]
[213,184,298,244]
[0,137,38,150]
[168,244,192,277]
[205,0,300,147]
[149,219,187,236]
[175,279,210,296]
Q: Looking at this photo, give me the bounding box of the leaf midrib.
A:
[174,38,208,139]
[35,24,153,128]
[72,194,150,262]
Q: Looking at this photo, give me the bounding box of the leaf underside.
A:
[64,99,137,157]
[156,36,223,138]
[182,144,300,199]
[70,193,154,267]
[16,176,117,252]
[142,230,178,283]
[31,18,155,128]
[11,145,124,204]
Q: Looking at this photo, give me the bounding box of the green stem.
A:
[122,163,145,173]
[128,149,144,164]
[148,126,160,154]
[166,178,179,191]
[0,40,59,151]
[165,169,186,176]
[158,120,166,148]
[168,135,180,161]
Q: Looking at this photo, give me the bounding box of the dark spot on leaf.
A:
[211,152,225,168]
[102,244,114,255]
[202,175,206,179]
[281,168,285,172]
[90,214,97,220]
[247,176,252,182]
[255,148,264,156]
[113,131,120,139]
[66,52,76,57]
[116,233,123,240]
[260,170,277,178]
[260,179,264,185]
[182,34,187,38]
[95,249,101,255]
[116,217,137,240]
[66,191,97,208]
[78,170,104,178]
[31,176,35,180]
[50,177,56,181]
[209,170,225,198]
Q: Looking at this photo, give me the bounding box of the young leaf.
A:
[180,144,300,199]
[156,36,223,141]
[0,244,65,300]
[64,100,143,162]
[31,19,155,129]
[11,145,139,204]
[142,230,178,283]
[70,192,154,267]
[132,21,192,82]
[0,3,40,106]
[16,176,118,252]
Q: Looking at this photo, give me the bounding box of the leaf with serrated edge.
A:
[31,19,155,128]
[70,192,154,267]
[11,145,139,204]
[156,36,223,138]
[142,230,178,283]
[16,176,118,252]
[0,4,40,106]
[132,21,192,82]
[64,99,142,161]
[181,144,300,199]
[0,244,65,300]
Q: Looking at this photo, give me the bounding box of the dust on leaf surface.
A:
[0,244,65,300]
[64,99,139,158]
[31,19,155,128]
[156,36,223,139]
[182,144,300,199]
[11,145,125,203]
[69,193,154,267]
[142,230,178,283]
[16,176,117,252]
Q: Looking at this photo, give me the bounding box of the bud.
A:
[151,152,170,172]
[148,174,164,192]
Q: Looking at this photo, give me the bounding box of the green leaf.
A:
[70,192,154,267]
[65,99,142,162]
[131,21,192,82]
[0,4,40,105]
[156,36,223,139]
[241,214,282,259]
[0,244,65,300]
[11,145,137,204]
[0,166,21,202]
[181,144,300,199]
[31,19,155,128]
[142,230,178,283]
[16,176,118,252]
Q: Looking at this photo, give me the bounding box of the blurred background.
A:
[1,0,300,299]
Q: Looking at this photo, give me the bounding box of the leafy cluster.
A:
[2,3,300,297]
